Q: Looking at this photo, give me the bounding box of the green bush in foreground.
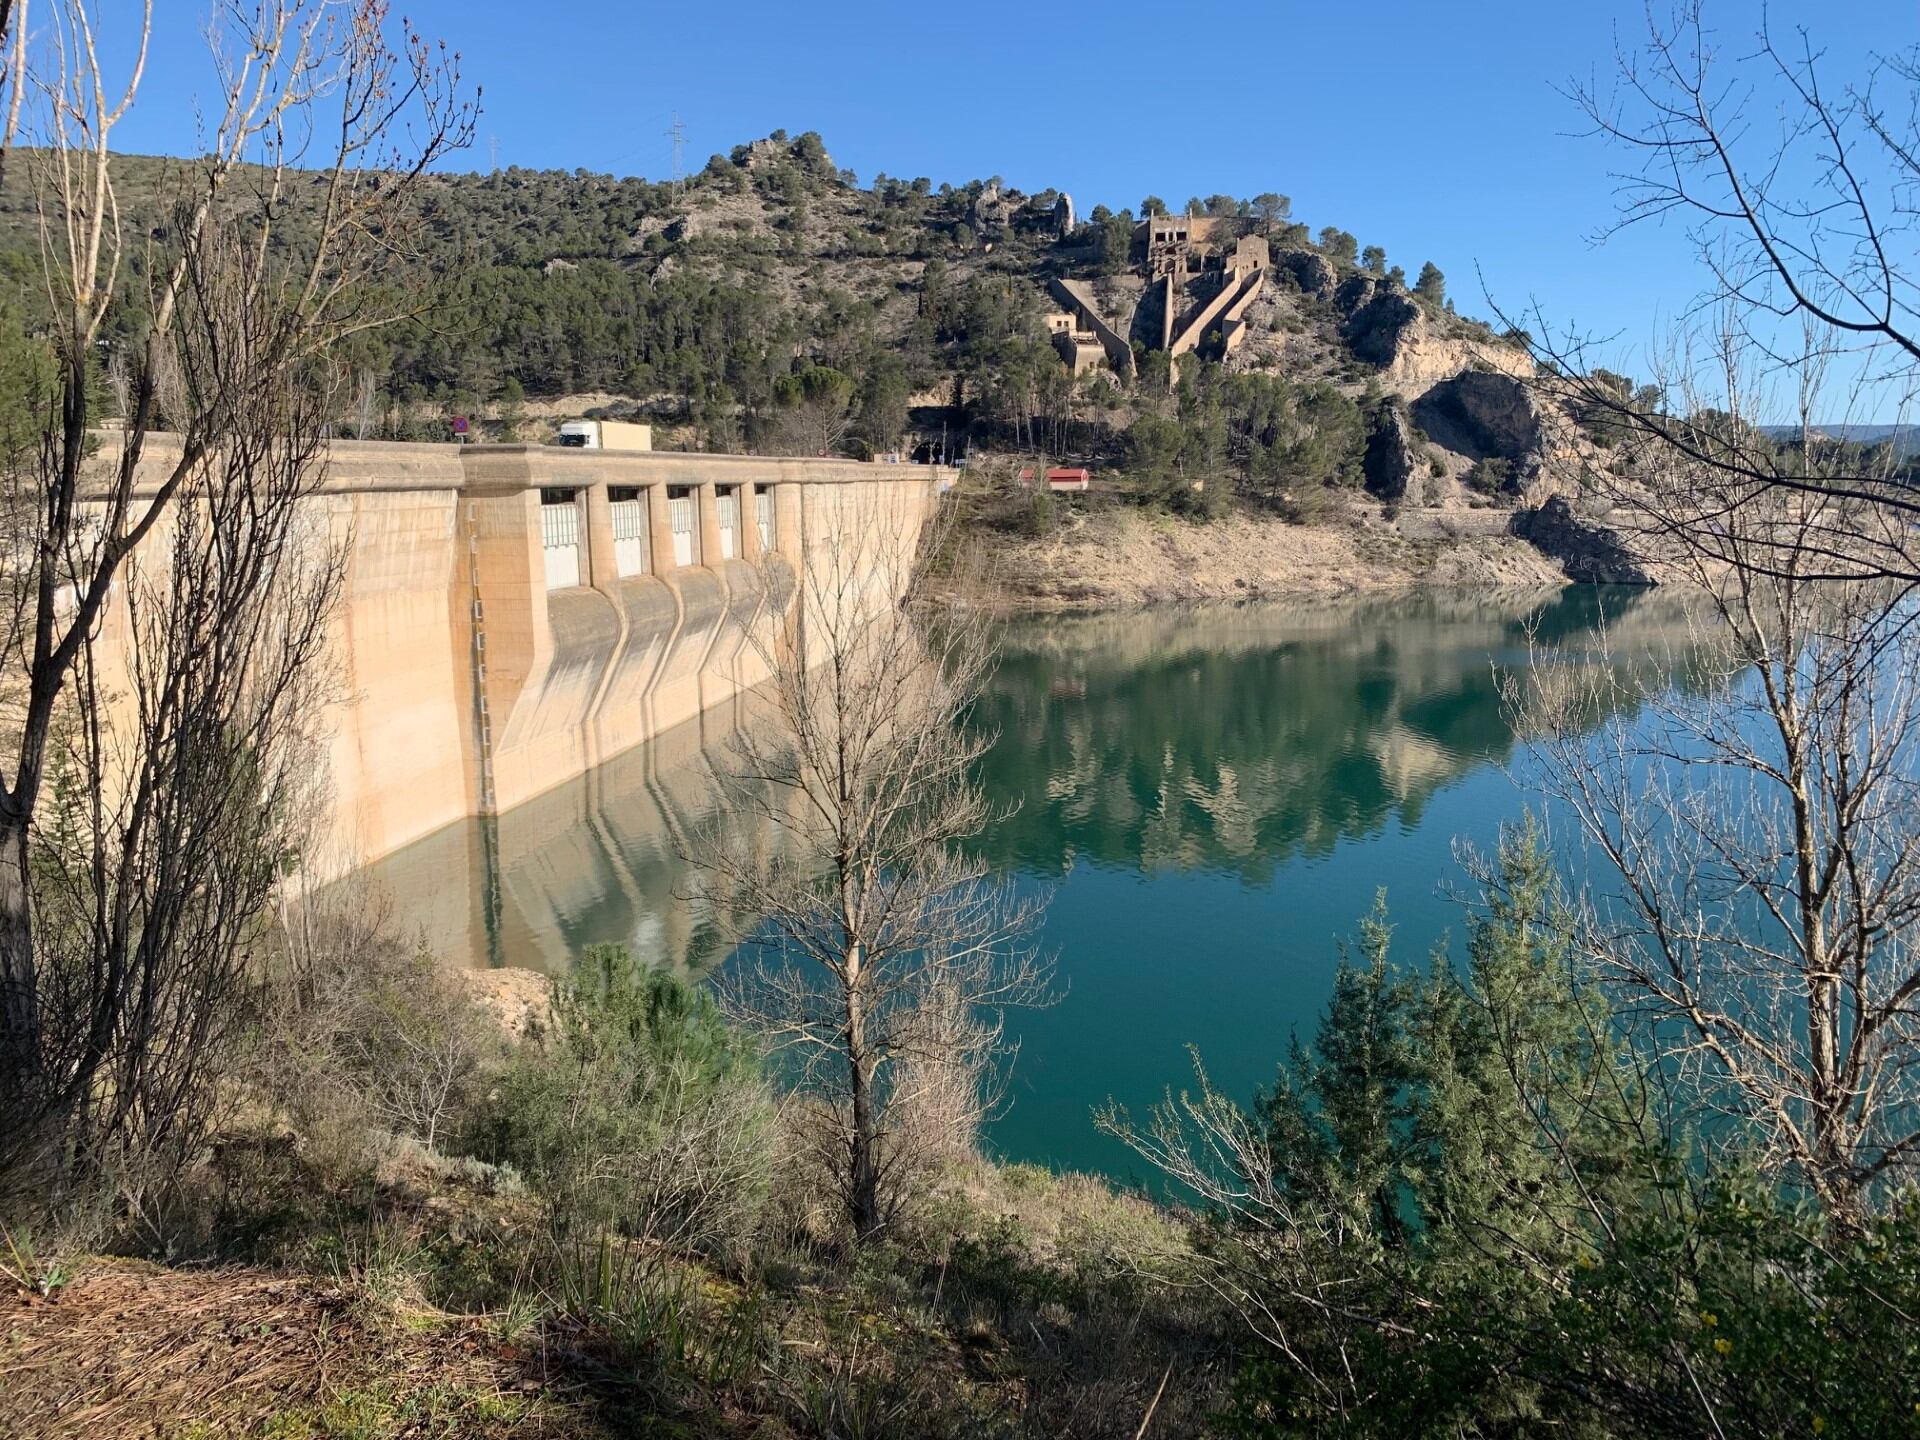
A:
[484,944,775,1260]
[1107,826,1920,1438]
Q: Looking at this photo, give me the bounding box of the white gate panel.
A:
[669,492,697,567]
[716,487,739,560]
[611,494,648,576]
[541,495,582,590]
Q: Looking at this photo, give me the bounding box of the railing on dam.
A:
[87,435,952,877]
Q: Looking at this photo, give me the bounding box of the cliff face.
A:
[1382,320,1533,394]
[1363,399,1417,500]
[1338,276,1423,367]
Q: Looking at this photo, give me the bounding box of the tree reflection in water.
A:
[970,587,1704,880]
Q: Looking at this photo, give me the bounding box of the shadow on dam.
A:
[349,704,760,976]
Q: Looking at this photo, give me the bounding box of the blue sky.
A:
[103,0,1911,413]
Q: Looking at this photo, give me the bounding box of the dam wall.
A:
[92,438,946,877]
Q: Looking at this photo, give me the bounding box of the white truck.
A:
[555,418,653,451]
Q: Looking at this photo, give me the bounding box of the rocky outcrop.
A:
[1385,329,1531,395]
[1509,496,1652,585]
[1343,286,1423,369]
[738,136,788,171]
[1363,399,1417,501]
[972,182,1013,233]
[1335,273,1377,313]
[1274,248,1336,299]
[1415,370,1542,461]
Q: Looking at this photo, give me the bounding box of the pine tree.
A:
[1415,261,1447,307]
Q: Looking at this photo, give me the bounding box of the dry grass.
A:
[0,1150,1227,1439]
[0,1259,590,1440]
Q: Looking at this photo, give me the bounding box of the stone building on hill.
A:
[1134,215,1269,280]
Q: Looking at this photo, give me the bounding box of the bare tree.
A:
[257,882,496,1161]
[1508,4,1920,582]
[353,369,379,441]
[692,494,1052,1240]
[0,2,474,1209]
[1511,416,1920,1213]
[1473,9,1920,1214]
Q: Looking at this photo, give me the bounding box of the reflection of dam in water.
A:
[358,586,1709,981]
[356,706,749,975]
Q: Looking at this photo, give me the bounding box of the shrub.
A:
[1025,487,1056,536]
[1464,455,1513,495]
[260,899,501,1159]
[1281,483,1349,527]
[488,944,775,1260]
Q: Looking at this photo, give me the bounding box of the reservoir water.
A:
[361,587,1701,1180]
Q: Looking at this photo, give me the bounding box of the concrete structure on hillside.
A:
[1044,309,1108,376]
[1046,276,1138,379]
[1134,216,1270,279]
[1139,214,1213,277]
[1163,234,1268,362]
[1140,219,1269,364]
[86,438,946,879]
[1043,217,1272,383]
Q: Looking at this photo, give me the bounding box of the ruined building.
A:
[1152,226,1268,361]
[1041,212,1271,382]
[1044,306,1108,376]
[1133,215,1269,280]
[1046,277,1137,379]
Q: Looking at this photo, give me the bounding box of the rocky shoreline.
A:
[935,503,1600,612]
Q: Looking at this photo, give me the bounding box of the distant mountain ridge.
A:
[1759,423,1920,457]
[0,134,1507,418]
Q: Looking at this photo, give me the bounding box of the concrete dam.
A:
[97,437,948,880]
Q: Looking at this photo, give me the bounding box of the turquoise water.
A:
[362,587,1702,1179]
